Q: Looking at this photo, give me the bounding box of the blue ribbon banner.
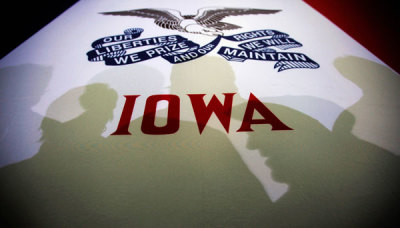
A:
[87,28,319,72]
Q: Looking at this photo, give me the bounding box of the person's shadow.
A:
[0,83,119,227]
[165,56,290,201]
[0,64,52,167]
[244,95,400,226]
[334,56,400,154]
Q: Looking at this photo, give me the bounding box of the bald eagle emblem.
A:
[101,8,281,36]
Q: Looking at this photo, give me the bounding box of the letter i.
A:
[111,95,140,135]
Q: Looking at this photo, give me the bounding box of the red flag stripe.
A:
[304,0,400,73]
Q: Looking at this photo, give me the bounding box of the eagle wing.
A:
[195,8,281,30]
[100,9,184,31]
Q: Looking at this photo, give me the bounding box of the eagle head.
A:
[182,15,196,19]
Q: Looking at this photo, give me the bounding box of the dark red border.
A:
[304,0,400,73]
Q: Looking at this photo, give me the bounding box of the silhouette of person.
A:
[244,102,400,226]
[0,64,52,167]
[166,56,289,201]
[0,83,118,227]
[334,56,400,154]
[87,64,168,136]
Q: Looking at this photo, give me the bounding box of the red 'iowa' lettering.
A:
[111,93,292,135]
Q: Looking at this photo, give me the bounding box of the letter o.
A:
[141,94,180,134]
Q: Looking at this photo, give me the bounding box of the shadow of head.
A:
[79,83,118,119]
[170,56,237,94]
[0,64,52,106]
[244,104,360,184]
[40,84,118,141]
[332,110,356,136]
[334,56,399,92]
[89,64,166,96]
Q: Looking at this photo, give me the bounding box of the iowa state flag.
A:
[0,0,399,227]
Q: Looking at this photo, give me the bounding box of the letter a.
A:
[188,93,235,134]
[237,93,292,132]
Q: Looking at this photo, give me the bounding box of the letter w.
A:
[113,56,129,64]
[188,93,235,134]
[241,42,258,50]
